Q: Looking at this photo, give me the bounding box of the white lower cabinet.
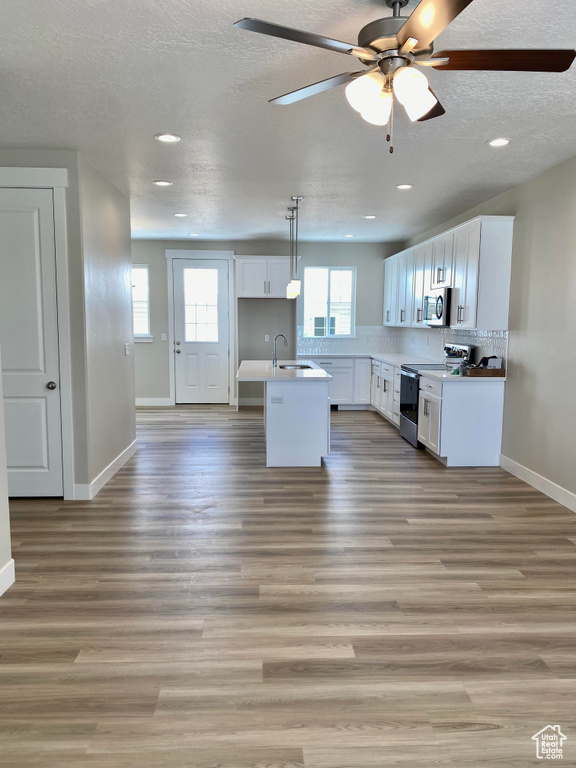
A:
[354,358,372,405]
[392,370,401,426]
[314,358,372,406]
[418,391,442,454]
[418,375,505,466]
[370,361,381,409]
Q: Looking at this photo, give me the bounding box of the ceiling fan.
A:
[234,0,575,129]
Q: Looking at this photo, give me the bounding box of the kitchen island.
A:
[236,360,332,467]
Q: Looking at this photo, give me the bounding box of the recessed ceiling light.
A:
[153,180,172,186]
[174,213,187,217]
[154,133,181,143]
[364,215,377,219]
[487,137,510,148]
[345,234,355,238]
[397,184,413,190]
[189,233,200,237]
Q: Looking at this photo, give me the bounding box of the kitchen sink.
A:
[279,364,312,370]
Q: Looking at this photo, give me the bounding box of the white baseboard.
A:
[136,398,173,406]
[0,559,15,597]
[338,405,370,411]
[73,440,138,501]
[500,455,576,513]
[239,398,264,407]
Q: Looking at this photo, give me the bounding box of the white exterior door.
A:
[0,188,64,496]
[173,259,230,404]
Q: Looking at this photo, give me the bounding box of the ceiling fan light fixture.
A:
[345,71,385,113]
[392,66,430,105]
[402,88,438,121]
[361,90,393,126]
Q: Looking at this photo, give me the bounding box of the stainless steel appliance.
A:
[399,344,475,448]
[423,287,450,326]
[399,363,446,448]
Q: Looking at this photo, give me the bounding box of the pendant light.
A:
[286,195,303,299]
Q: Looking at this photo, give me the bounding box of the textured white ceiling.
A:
[0,0,575,242]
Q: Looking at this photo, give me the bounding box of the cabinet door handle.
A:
[423,398,428,417]
[383,379,387,393]
[386,310,391,322]
[436,266,442,283]
[264,280,267,294]
[400,309,405,322]
[376,376,380,389]
[457,304,464,323]
[416,307,422,323]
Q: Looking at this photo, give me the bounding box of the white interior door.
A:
[0,188,63,496]
[173,259,230,404]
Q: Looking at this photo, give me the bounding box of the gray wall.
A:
[0,149,134,486]
[0,346,11,578]
[408,154,576,497]
[78,156,135,481]
[131,239,400,400]
[238,299,296,402]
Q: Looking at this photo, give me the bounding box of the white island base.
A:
[236,360,331,467]
[265,380,330,467]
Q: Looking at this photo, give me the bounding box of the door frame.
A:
[165,250,236,407]
[0,168,75,499]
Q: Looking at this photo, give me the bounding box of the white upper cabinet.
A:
[431,231,454,289]
[451,220,481,329]
[412,242,433,326]
[383,215,514,331]
[235,257,290,298]
[383,256,398,326]
[450,217,514,331]
[396,249,414,326]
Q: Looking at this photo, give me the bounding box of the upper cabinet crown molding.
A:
[383,215,514,332]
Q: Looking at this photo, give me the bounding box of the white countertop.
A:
[237,360,332,382]
[421,369,507,383]
[298,352,439,366]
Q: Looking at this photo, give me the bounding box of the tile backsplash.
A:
[297,325,508,366]
[297,326,403,355]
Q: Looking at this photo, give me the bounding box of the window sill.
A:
[134,336,154,343]
[302,335,357,340]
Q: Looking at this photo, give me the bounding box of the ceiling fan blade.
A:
[431,49,576,71]
[269,71,368,105]
[397,0,476,49]
[417,90,446,121]
[234,18,380,60]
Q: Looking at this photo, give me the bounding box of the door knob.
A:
[175,349,181,354]
[175,341,181,345]
[46,381,57,390]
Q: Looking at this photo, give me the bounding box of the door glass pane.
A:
[132,266,150,336]
[184,269,218,343]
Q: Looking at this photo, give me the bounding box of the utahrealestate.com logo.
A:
[532,725,567,760]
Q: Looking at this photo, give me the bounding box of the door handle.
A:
[46,381,57,390]
[175,349,181,354]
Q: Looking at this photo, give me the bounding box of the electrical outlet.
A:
[265,334,270,342]
[270,395,284,404]
[161,333,167,341]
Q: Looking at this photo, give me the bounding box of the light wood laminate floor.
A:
[2,407,576,767]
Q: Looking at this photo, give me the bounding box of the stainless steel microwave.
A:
[423,288,451,326]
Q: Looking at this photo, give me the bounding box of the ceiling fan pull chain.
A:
[389,97,394,154]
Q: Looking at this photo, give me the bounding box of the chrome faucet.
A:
[272,333,288,367]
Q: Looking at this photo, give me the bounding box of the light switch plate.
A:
[265,334,270,342]
[124,343,131,356]
[161,333,167,341]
